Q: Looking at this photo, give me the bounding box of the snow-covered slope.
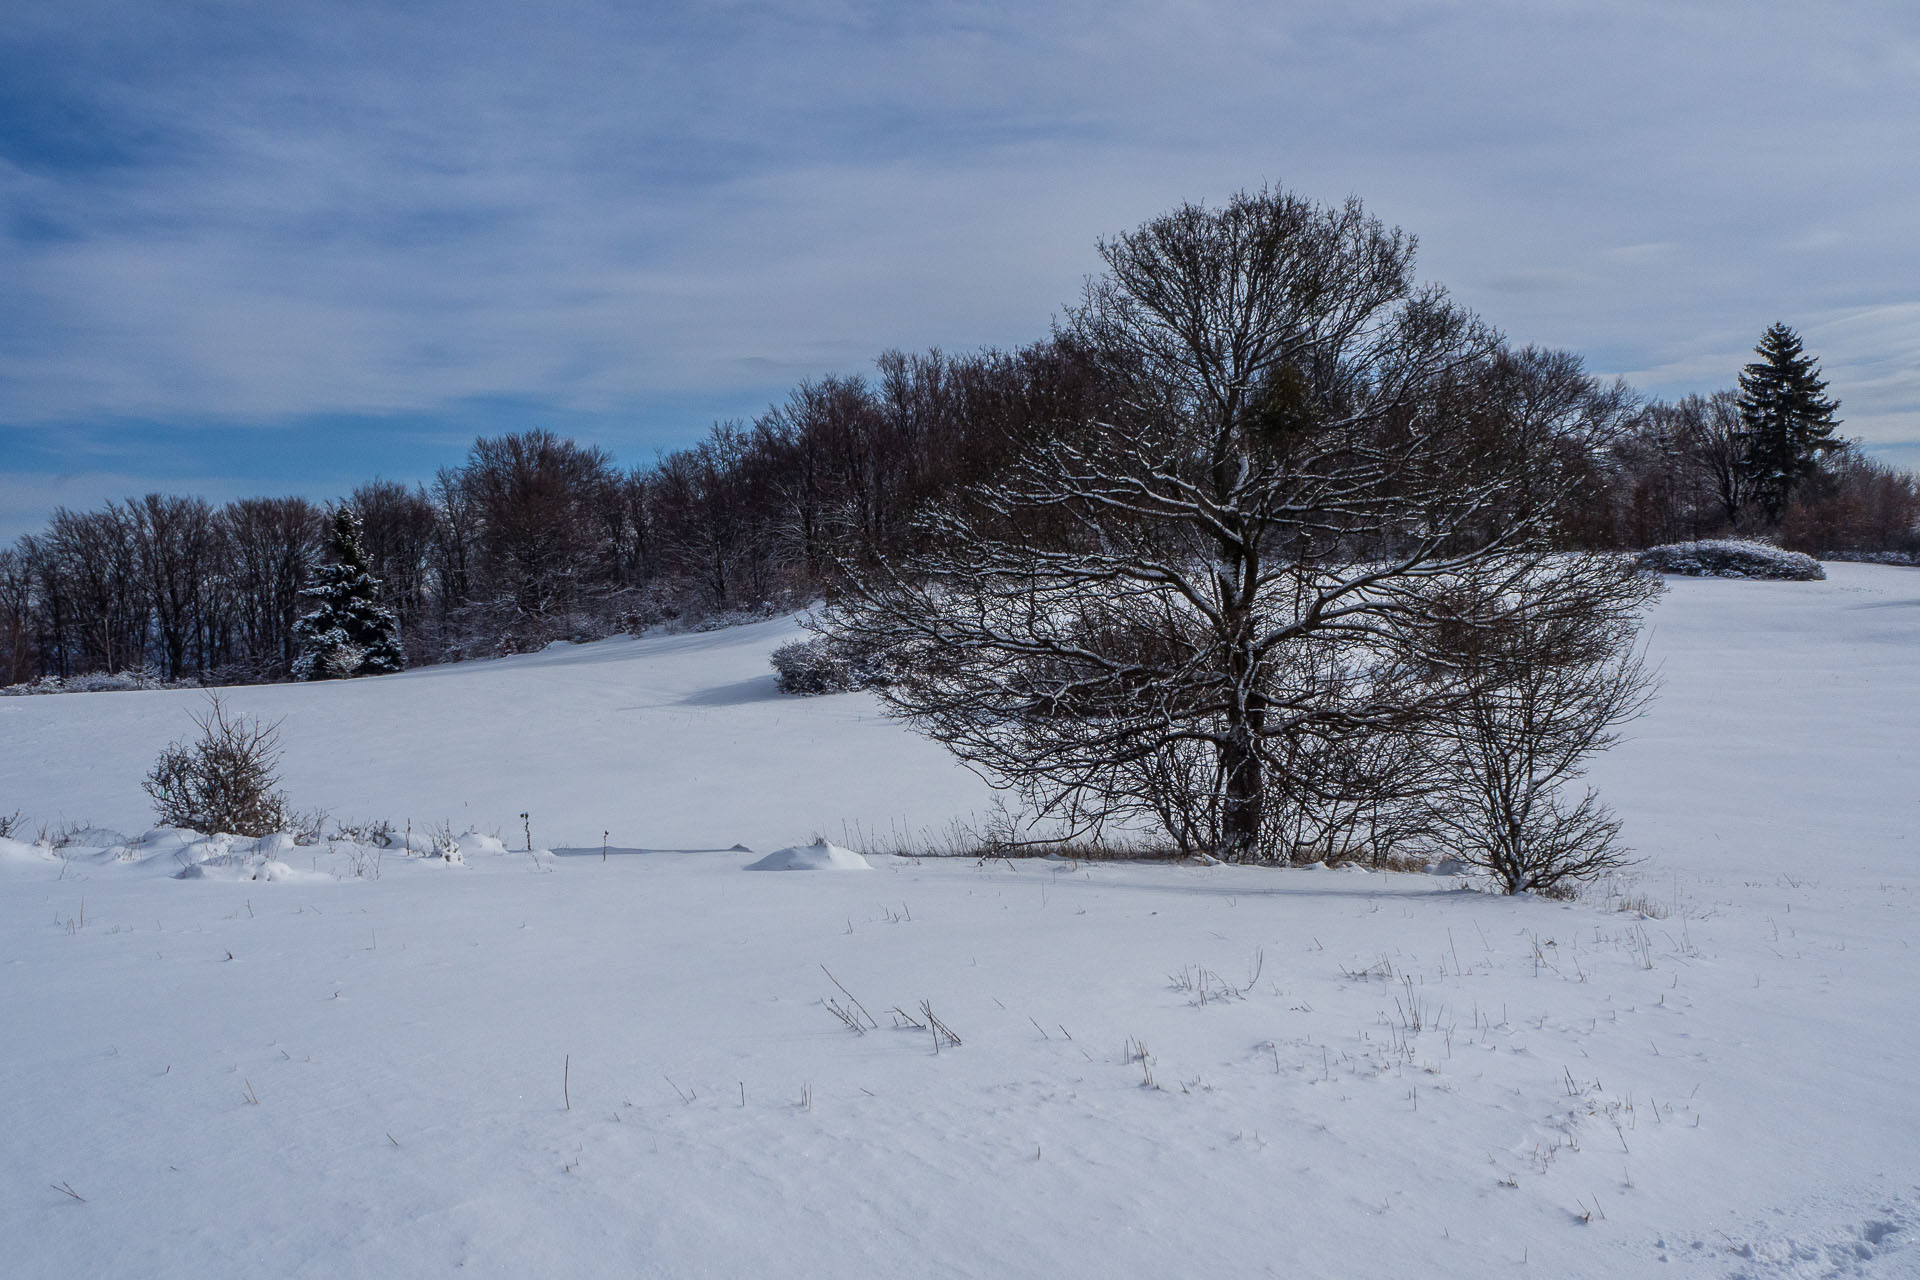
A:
[0,616,992,854]
[2,565,1917,1278]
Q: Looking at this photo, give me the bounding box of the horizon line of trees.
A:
[3,328,1916,691]
[0,340,1107,686]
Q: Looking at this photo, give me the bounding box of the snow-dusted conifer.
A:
[1737,323,1842,523]
[292,508,405,680]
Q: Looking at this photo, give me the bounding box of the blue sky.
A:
[5,1,1918,539]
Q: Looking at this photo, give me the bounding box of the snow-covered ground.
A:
[0,616,988,856]
[2,564,1916,1277]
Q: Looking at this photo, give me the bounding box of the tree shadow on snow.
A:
[675,674,786,707]
[997,865,1492,906]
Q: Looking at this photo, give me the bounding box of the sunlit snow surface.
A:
[3,565,1917,1277]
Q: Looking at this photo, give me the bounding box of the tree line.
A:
[3,247,1915,693]
[0,342,1108,686]
[1572,322,1920,554]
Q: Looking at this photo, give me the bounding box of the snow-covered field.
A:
[3,564,1917,1277]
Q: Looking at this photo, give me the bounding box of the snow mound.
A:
[744,838,872,871]
[1636,539,1825,580]
[175,856,318,883]
[0,836,59,864]
[167,831,330,881]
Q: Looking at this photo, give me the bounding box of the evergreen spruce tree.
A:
[292,509,405,680]
[1736,322,1843,523]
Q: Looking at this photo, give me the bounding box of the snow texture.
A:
[2,564,1918,1278]
[1635,538,1826,580]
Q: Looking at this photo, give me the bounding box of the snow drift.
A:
[744,838,872,870]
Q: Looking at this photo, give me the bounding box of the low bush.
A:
[772,638,853,694]
[1634,539,1824,580]
[770,634,899,695]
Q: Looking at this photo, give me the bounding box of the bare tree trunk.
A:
[1218,721,1264,861]
[1218,529,1266,861]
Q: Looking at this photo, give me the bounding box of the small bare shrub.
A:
[42,821,94,849]
[334,817,396,847]
[288,808,330,846]
[1614,892,1669,919]
[342,841,383,879]
[141,695,290,837]
[1422,559,1660,895]
[0,809,22,839]
[430,821,463,863]
[771,632,903,695]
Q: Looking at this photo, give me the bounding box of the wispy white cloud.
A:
[2,0,1916,491]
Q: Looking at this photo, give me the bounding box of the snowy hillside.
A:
[0,616,991,855]
[3,564,1917,1277]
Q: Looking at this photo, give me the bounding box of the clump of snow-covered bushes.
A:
[770,634,900,695]
[2,669,197,696]
[1634,539,1824,580]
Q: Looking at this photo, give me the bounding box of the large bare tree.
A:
[828,187,1640,863]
